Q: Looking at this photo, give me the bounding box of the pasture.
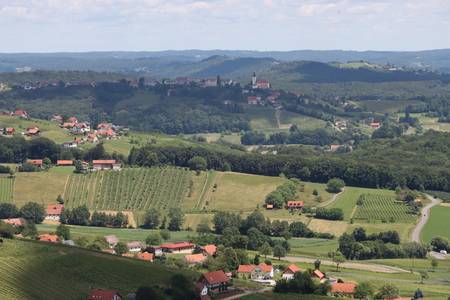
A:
[0,176,14,203]
[358,99,424,114]
[421,205,450,243]
[64,167,191,212]
[353,194,417,223]
[0,238,196,300]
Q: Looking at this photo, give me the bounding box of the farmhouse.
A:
[312,269,326,281]
[27,159,43,168]
[92,160,121,171]
[160,241,195,253]
[12,110,28,119]
[4,127,15,136]
[26,126,40,136]
[185,253,207,265]
[135,252,154,262]
[282,264,302,280]
[198,270,229,296]
[97,129,117,139]
[331,282,357,297]
[126,241,144,252]
[237,263,273,280]
[286,201,304,209]
[57,160,73,166]
[45,204,64,221]
[88,288,122,300]
[104,235,119,248]
[200,244,217,256]
[38,234,59,243]
[1,218,25,227]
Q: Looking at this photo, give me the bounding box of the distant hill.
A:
[1,49,450,75]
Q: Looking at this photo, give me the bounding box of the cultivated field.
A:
[0,238,196,300]
[353,194,417,223]
[64,167,191,212]
[421,205,450,243]
[0,176,14,203]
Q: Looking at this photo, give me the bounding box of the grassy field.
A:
[421,205,450,243]
[37,223,197,243]
[0,238,196,300]
[279,110,327,130]
[353,194,417,223]
[281,237,339,257]
[358,100,424,114]
[0,176,14,203]
[13,167,73,207]
[243,293,340,300]
[64,167,191,212]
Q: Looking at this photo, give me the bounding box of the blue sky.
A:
[1,0,449,52]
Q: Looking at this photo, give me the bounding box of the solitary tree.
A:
[20,202,45,224]
[328,251,345,272]
[187,156,207,172]
[145,232,161,245]
[273,245,286,260]
[314,259,321,270]
[376,283,399,300]
[326,178,345,193]
[56,194,64,204]
[259,242,272,259]
[56,224,71,240]
[114,242,128,256]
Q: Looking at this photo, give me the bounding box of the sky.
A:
[0,0,450,52]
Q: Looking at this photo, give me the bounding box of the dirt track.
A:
[411,194,441,243]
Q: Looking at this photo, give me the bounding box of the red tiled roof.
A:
[6,127,15,134]
[185,253,206,264]
[331,282,356,294]
[57,160,73,166]
[2,218,24,227]
[93,160,116,165]
[313,269,325,279]
[26,127,39,134]
[284,264,301,274]
[88,288,121,300]
[136,252,154,262]
[104,235,118,244]
[286,201,304,207]
[202,244,217,256]
[46,204,64,215]
[202,270,229,285]
[38,234,59,243]
[237,264,256,273]
[160,242,195,250]
[27,159,43,165]
[13,110,27,116]
[258,263,273,273]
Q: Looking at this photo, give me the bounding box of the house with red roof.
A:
[97,129,117,139]
[255,79,271,89]
[161,241,195,253]
[282,264,303,280]
[185,253,207,265]
[12,110,28,119]
[312,269,326,281]
[198,270,230,297]
[26,126,40,136]
[45,204,64,221]
[104,235,119,248]
[38,234,59,243]
[135,252,154,262]
[5,127,15,136]
[57,160,73,166]
[247,96,261,105]
[237,263,273,280]
[331,282,357,297]
[286,201,304,210]
[2,218,25,227]
[87,288,122,300]
[201,244,217,256]
[126,241,144,252]
[370,121,381,129]
[27,159,43,168]
[92,160,121,171]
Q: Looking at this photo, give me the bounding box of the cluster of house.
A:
[0,110,41,138]
[24,158,122,172]
[266,200,304,210]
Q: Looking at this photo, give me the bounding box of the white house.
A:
[127,241,144,252]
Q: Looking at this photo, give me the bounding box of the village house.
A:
[202,78,218,87]
[331,282,357,297]
[135,252,154,262]
[370,121,381,129]
[51,115,63,123]
[104,235,119,248]
[330,144,343,152]
[57,160,73,166]
[70,123,90,134]
[286,201,304,210]
[185,253,207,265]
[126,241,144,252]
[26,126,40,136]
[247,96,261,105]
[282,264,302,280]
[87,288,122,300]
[62,141,79,149]
[251,72,271,89]
[312,269,326,281]
[160,241,196,253]
[45,204,64,221]
[265,204,274,210]
[97,128,117,139]
[38,234,59,243]
[197,270,230,297]
[11,110,28,119]
[92,160,121,171]
[87,133,99,143]
[27,159,43,168]
[200,244,217,257]
[1,127,15,136]
[237,263,273,280]
[1,218,25,227]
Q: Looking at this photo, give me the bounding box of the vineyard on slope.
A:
[353,193,417,223]
[63,167,191,212]
[0,177,14,203]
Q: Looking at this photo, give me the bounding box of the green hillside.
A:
[0,238,196,300]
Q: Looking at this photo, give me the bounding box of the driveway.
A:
[411,194,441,243]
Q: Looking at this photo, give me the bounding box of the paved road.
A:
[273,256,408,273]
[411,194,441,243]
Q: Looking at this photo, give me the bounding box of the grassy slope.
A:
[0,176,14,203]
[421,205,450,243]
[0,238,196,300]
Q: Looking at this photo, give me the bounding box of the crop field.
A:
[421,205,450,243]
[0,238,196,300]
[0,177,14,203]
[353,194,417,223]
[64,167,191,211]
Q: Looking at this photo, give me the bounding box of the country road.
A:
[269,256,408,273]
[411,194,441,243]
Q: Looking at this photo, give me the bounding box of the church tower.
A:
[252,72,257,87]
